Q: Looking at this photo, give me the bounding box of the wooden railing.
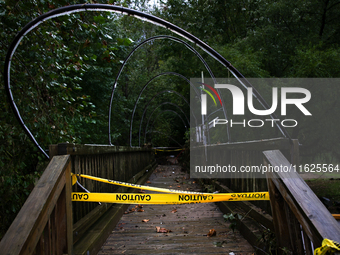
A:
[0,155,73,255]
[196,138,340,254]
[193,138,294,212]
[49,143,155,254]
[0,144,155,255]
[3,140,337,254]
[264,150,340,254]
[49,143,154,224]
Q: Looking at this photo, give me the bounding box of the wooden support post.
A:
[284,202,304,254]
[65,157,73,254]
[0,155,72,255]
[264,150,340,254]
[266,175,292,253]
[49,144,59,158]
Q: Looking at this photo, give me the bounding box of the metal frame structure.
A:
[108,35,227,145]
[127,72,196,147]
[4,3,291,158]
[137,89,194,147]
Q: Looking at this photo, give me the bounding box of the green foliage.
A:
[0,0,139,238]
[223,213,242,232]
[1,0,340,241]
[290,44,340,77]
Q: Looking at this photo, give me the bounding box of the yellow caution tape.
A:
[314,239,340,255]
[72,192,269,204]
[73,173,212,194]
[71,173,77,186]
[333,214,340,220]
[71,173,269,204]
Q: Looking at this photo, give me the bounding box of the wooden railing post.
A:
[266,176,292,253]
[0,155,73,255]
[264,150,340,254]
[65,155,73,254]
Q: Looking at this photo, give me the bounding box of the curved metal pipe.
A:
[128,72,194,147]
[4,4,291,158]
[137,89,195,147]
[108,35,220,145]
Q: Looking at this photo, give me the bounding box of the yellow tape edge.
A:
[72,173,269,198]
[314,239,340,255]
[72,192,270,204]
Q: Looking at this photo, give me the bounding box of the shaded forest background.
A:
[1,0,340,238]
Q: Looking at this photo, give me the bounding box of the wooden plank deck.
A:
[98,165,255,254]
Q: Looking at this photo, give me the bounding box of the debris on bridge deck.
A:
[98,165,255,254]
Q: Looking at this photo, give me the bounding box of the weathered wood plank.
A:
[264,150,340,248]
[266,170,292,252]
[70,144,155,225]
[98,165,255,255]
[73,162,158,255]
[73,162,156,245]
[206,180,273,231]
[53,143,153,155]
[284,202,304,254]
[0,155,71,255]
[64,157,73,254]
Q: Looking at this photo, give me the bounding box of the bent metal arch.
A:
[107,35,231,145]
[4,3,291,159]
[128,72,198,147]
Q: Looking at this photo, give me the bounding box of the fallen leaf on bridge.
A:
[156,226,172,233]
[138,209,144,212]
[146,181,151,184]
[171,209,177,213]
[177,185,181,188]
[207,229,216,237]
[142,219,150,222]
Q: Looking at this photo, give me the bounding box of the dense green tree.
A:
[0,0,140,237]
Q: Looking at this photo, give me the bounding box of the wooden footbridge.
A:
[2,4,340,255]
[1,139,340,255]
